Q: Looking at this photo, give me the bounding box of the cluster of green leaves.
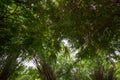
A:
[0,0,120,80]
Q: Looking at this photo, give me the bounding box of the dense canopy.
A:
[0,0,120,80]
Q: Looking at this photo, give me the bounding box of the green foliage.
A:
[0,0,120,80]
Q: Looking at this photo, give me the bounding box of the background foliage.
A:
[0,0,120,80]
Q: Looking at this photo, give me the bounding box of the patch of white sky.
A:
[22,59,36,68]
[62,39,78,60]
[115,50,120,55]
[111,50,120,62]
[62,39,78,53]
[16,56,36,69]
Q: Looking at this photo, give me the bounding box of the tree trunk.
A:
[34,57,56,80]
[0,54,19,80]
[41,62,56,80]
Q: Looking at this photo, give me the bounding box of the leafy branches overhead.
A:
[0,0,120,80]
